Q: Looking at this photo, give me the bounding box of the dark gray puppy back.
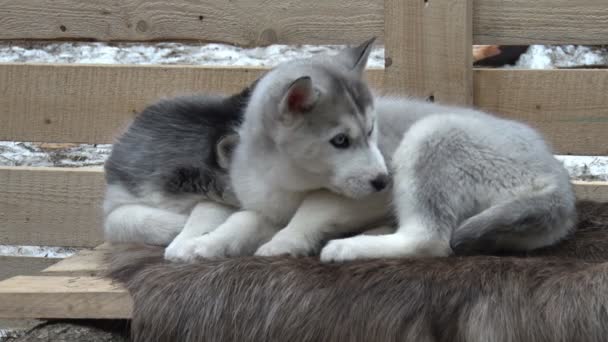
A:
[104,87,251,202]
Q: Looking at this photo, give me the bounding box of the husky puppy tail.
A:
[451,184,577,254]
[104,244,165,284]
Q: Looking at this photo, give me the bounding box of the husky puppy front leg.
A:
[255,190,391,257]
[164,201,235,262]
[186,210,279,258]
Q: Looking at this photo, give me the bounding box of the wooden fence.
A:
[0,0,607,286]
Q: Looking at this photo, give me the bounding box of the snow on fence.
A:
[0,0,606,321]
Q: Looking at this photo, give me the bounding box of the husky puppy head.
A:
[243,38,388,199]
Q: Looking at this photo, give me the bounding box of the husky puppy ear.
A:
[278,76,319,123]
[337,37,376,75]
[216,132,239,170]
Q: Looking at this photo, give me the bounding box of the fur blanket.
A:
[107,201,608,342]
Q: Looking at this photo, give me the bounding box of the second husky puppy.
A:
[318,98,577,260]
[103,90,248,253]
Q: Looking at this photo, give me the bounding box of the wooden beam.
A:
[474,69,608,156]
[0,256,61,281]
[0,168,607,250]
[383,0,473,105]
[1,63,606,155]
[43,248,110,276]
[573,181,608,203]
[0,63,384,144]
[0,166,105,247]
[0,276,131,319]
[0,0,383,45]
[474,0,608,45]
[2,0,606,45]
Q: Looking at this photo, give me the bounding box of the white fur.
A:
[185,210,278,258]
[164,201,235,262]
[104,184,193,245]
[255,190,391,257]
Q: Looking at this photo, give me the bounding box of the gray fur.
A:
[382,98,576,253]
[103,86,253,245]
[105,90,250,204]
[178,39,391,260]
[106,201,608,342]
[320,96,577,260]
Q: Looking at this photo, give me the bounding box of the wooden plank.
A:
[0,63,384,144]
[0,276,131,319]
[1,0,605,46]
[573,181,608,203]
[474,69,608,156]
[0,256,60,281]
[383,0,472,105]
[0,0,383,45]
[474,0,608,45]
[0,166,104,247]
[43,248,110,276]
[0,171,606,251]
[43,244,113,276]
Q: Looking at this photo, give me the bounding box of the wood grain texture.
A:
[383,0,472,105]
[0,63,384,144]
[0,0,383,45]
[474,0,608,45]
[474,69,608,156]
[1,167,605,252]
[573,181,608,203]
[43,248,110,276]
[0,166,104,247]
[0,276,131,319]
[0,256,60,281]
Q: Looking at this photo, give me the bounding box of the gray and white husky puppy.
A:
[103,89,249,247]
[257,93,577,261]
[165,39,394,260]
[319,97,577,261]
[163,39,575,261]
[246,42,576,260]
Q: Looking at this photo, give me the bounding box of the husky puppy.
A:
[170,38,394,260]
[319,97,577,261]
[103,89,249,251]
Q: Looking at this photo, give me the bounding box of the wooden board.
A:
[0,166,104,247]
[574,181,608,203]
[0,63,384,144]
[43,248,110,276]
[0,166,607,251]
[1,64,605,155]
[0,256,60,281]
[383,0,473,105]
[475,0,608,45]
[474,69,608,156]
[1,0,606,45]
[0,276,131,319]
[0,0,383,45]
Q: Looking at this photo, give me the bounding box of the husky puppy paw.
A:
[164,238,199,262]
[320,238,367,263]
[188,235,229,259]
[320,234,452,262]
[255,235,315,257]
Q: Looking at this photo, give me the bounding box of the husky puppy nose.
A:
[370,174,389,191]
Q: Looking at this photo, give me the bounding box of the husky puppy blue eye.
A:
[330,133,350,148]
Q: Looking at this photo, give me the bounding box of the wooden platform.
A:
[0,244,132,319]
